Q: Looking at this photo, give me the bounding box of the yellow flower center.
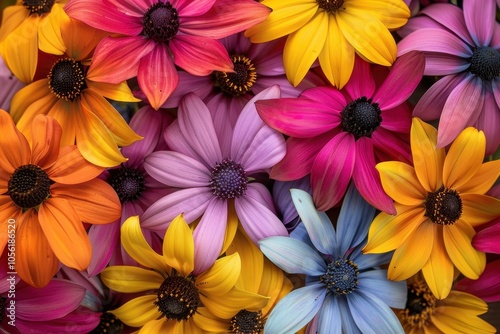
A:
[400,280,436,329]
[143,1,179,43]
[48,58,86,101]
[107,167,145,203]
[320,259,359,295]
[424,186,462,225]
[8,164,51,209]
[214,55,257,96]
[230,309,264,334]
[22,0,55,15]
[468,46,500,81]
[92,312,123,334]
[155,276,200,321]
[317,0,345,13]
[340,96,382,140]
[209,159,248,199]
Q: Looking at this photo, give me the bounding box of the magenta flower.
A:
[256,52,425,213]
[398,0,500,154]
[65,0,271,110]
[141,86,288,274]
[87,106,173,275]
[455,259,500,302]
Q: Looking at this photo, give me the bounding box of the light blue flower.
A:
[259,183,407,334]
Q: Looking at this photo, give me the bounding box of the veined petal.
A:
[442,290,489,313]
[101,266,164,293]
[343,56,375,100]
[61,17,110,61]
[472,223,500,254]
[357,270,407,309]
[461,193,500,226]
[0,110,30,173]
[419,3,473,45]
[432,306,496,334]
[110,295,160,328]
[9,79,51,123]
[192,307,229,333]
[29,115,62,169]
[88,81,139,103]
[176,0,215,17]
[347,0,409,30]
[200,287,269,319]
[87,222,119,276]
[376,161,427,206]
[46,99,77,147]
[195,252,240,296]
[397,28,472,58]
[37,3,69,55]
[45,146,104,184]
[463,0,495,46]
[0,6,29,42]
[455,260,500,302]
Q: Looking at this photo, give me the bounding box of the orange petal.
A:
[30,115,62,169]
[47,99,77,146]
[0,6,29,42]
[376,161,427,206]
[9,79,53,123]
[45,146,104,184]
[37,3,68,55]
[61,18,109,61]
[456,159,500,194]
[0,198,21,253]
[0,110,30,173]
[461,193,500,226]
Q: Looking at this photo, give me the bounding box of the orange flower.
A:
[0,111,121,288]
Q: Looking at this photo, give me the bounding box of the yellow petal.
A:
[260,259,292,316]
[88,81,140,102]
[220,200,238,256]
[47,99,77,146]
[15,92,58,144]
[201,287,269,319]
[101,266,164,293]
[61,17,109,61]
[9,79,52,123]
[192,307,230,332]
[410,118,445,192]
[110,295,160,328]
[0,6,29,42]
[37,3,69,55]
[139,319,175,334]
[376,161,427,206]
[443,127,485,189]
[196,252,241,296]
[346,0,410,30]
[456,159,500,194]
[283,11,328,86]
[443,291,488,314]
[163,214,195,277]
[121,216,171,273]
[317,14,354,89]
[432,306,496,334]
[461,193,500,226]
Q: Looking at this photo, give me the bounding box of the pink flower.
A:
[65,0,271,109]
[256,52,425,213]
[455,259,500,302]
[398,0,500,154]
[141,86,288,274]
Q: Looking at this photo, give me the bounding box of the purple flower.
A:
[141,86,288,274]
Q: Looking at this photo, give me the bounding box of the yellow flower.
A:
[101,215,269,333]
[398,274,496,334]
[363,118,500,299]
[245,0,409,88]
[9,18,142,167]
[0,0,69,83]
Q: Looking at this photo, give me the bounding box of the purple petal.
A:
[398,28,472,59]
[476,87,500,155]
[344,57,376,101]
[420,53,470,76]
[87,221,120,276]
[463,0,495,46]
[206,94,239,156]
[245,183,276,211]
[165,120,204,162]
[420,3,474,45]
[253,75,303,98]
[273,177,312,229]
[161,71,213,109]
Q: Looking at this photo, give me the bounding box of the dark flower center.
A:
[468,46,500,81]
[90,312,123,334]
[107,168,145,203]
[210,159,248,199]
[400,280,436,329]
[143,1,179,43]
[320,259,359,295]
[214,55,257,96]
[22,0,55,15]
[230,310,264,334]
[154,276,200,321]
[8,164,51,209]
[48,58,86,101]
[317,0,345,13]
[340,97,382,139]
[425,186,462,225]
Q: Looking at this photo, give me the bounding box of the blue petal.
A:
[358,270,407,309]
[290,222,314,249]
[350,246,393,270]
[338,297,362,334]
[347,290,405,334]
[336,183,376,255]
[264,284,326,334]
[259,236,326,276]
[291,189,337,256]
[317,295,342,334]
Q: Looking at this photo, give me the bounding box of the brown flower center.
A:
[317,0,345,13]
[107,167,145,203]
[340,96,382,139]
[8,164,51,209]
[230,310,264,334]
[23,0,55,15]
[143,1,179,43]
[425,186,462,225]
[90,312,123,334]
[154,276,200,321]
[210,159,248,199]
[214,55,257,96]
[48,58,86,101]
[400,280,436,329]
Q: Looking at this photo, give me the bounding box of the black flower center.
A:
[8,164,51,209]
[210,159,248,199]
[317,0,345,13]
[22,0,55,15]
[340,97,382,139]
[143,1,179,43]
[468,46,500,81]
[90,312,123,334]
[425,186,462,225]
[214,55,257,96]
[320,259,359,295]
[107,168,145,203]
[48,58,86,101]
[230,310,264,334]
[154,276,200,321]
[400,280,436,329]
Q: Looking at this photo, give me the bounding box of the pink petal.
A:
[397,16,444,39]
[437,74,485,148]
[170,35,233,76]
[352,139,396,214]
[472,222,500,254]
[311,132,356,211]
[455,259,500,302]
[372,127,412,163]
[104,0,151,16]
[378,104,412,134]
[245,182,276,211]
[420,3,474,45]
[138,43,179,110]
[16,307,101,334]
[179,0,271,39]
[87,221,120,276]
[373,51,425,110]
[463,0,495,46]
[164,120,203,162]
[476,88,500,155]
[87,36,156,84]
[176,0,215,17]
[193,198,227,275]
[344,56,376,101]
[251,39,286,75]
[300,86,347,108]
[420,53,470,76]
[206,94,239,156]
[161,71,213,109]
[253,76,303,98]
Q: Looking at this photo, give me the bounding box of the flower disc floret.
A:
[142,1,179,43]
[320,259,359,295]
[8,164,51,209]
[230,309,264,334]
[48,58,86,101]
[107,168,145,203]
[400,279,436,329]
[340,97,382,139]
[468,46,500,81]
[210,159,248,199]
[154,276,200,321]
[91,312,123,334]
[317,0,345,13]
[214,55,257,96]
[22,0,55,15]
[424,186,462,225]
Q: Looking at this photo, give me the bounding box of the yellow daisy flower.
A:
[245,0,410,88]
[363,118,500,299]
[101,215,269,333]
[398,274,496,334]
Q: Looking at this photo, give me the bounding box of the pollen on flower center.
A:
[316,0,345,13]
[340,97,382,139]
[468,46,500,81]
[143,1,179,43]
[210,159,248,199]
[320,259,359,295]
[8,164,51,209]
[400,280,436,329]
[230,309,264,334]
[91,312,123,334]
[154,276,200,321]
[425,186,462,225]
[22,0,55,15]
[48,58,86,101]
[107,168,145,203]
[214,55,257,96]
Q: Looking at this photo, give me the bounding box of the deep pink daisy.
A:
[141,86,288,274]
[256,52,425,213]
[65,0,271,109]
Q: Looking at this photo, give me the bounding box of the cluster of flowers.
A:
[0,0,499,333]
